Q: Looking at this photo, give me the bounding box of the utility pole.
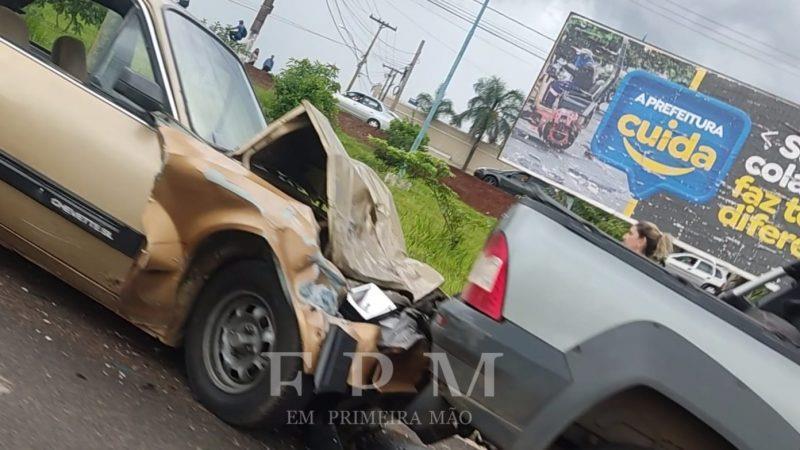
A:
[346,15,397,92]
[380,64,403,101]
[410,0,490,152]
[390,39,425,110]
[245,0,275,54]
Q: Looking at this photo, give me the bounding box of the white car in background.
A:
[665,253,728,294]
[336,91,398,130]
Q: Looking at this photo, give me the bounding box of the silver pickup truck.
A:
[420,194,800,450]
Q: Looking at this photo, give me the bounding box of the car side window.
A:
[511,172,531,182]
[362,97,381,111]
[676,255,697,265]
[23,2,164,112]
[346,92,363,101]
[91,12,161,95]
[696,261,714,275]
[715,268,724,279]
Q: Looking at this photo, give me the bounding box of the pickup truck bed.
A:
[429,195,800,449]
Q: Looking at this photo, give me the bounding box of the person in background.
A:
[229,20,247,42]
[262,54,275,73]
[247,48,260,66]
[622,221,674,264]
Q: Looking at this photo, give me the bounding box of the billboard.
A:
[501,13,800,277]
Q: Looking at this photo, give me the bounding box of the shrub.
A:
[265,59,340,121]
[370,138,467,248]
[202,20,247,55]
[387,119,429,151]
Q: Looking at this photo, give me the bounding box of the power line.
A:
[272,15,356,50]
[346,14,397,91]
[437,0,550,54]
[661,0,800,64]
[324,0,361,59]
[625,0,800,80]
[639,0,800,70]
[396,0,503,75]
[427,0,547,60]
[340,0,416,58]
[468,0,555,42]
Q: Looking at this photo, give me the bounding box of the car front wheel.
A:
[367,118,381,129]
[185,260,311,428]
[483,175,499,186]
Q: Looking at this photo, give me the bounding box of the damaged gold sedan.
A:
[0,0,442,426]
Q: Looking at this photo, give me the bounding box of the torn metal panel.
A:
[117,113,432,393]
[238,101,445,300]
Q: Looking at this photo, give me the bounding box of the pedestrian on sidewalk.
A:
[247,48,260,66]
[262,54,275,73]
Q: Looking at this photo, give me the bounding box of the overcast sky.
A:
[186,0,800,112]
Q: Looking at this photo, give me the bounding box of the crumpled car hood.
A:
[235,101,444,300]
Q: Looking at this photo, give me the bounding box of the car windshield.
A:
[164,10,266,151]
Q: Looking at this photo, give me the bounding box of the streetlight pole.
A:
[410,0,490,152]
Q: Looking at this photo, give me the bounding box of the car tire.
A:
[483,175,499,186]
[367,118,381,129]
[701,284,720,295]
[185,260,312,428]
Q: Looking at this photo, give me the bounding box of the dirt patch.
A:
[245,65,274,90]
[338,111,388,141]
[442,168,515,219]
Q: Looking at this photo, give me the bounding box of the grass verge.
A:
[337,133,495,294]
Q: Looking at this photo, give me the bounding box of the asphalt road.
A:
[0,246,476,450]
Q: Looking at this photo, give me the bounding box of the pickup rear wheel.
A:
[184,260,311,428]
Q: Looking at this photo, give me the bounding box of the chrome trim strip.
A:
[135,0,178,115]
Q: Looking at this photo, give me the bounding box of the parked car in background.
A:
[474,168,550,198]
[665,253,728,294]
[417,194,800,450]
[336,91,398,130]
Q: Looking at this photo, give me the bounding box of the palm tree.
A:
[451,76,524,170]
[411,92,456,122]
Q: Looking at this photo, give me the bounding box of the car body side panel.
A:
[0,40,162,293]
[498,203,800,430]
[118,125,387,391]
[512,321,799,450]
[433,300,799,449]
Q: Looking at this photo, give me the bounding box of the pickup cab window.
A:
[164,10,265,151]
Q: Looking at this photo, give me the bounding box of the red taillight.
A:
[462,231,508,321]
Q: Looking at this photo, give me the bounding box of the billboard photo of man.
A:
[503,14,697,212]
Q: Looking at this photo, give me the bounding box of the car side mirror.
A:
[114,67,167,115]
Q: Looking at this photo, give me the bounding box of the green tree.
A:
[451,76,523,170]
[32,0,105,34]
[412,92,456,122]
[387,119,429,151]
[265,59,340,120]
[202,20,247,55]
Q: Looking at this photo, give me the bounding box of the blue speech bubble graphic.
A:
[592,70,751,203]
